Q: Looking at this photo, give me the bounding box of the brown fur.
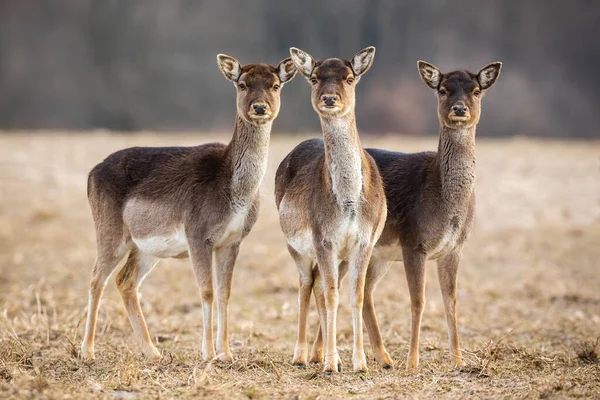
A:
[80,56,297,361]
[275,47,386,373]
[311,61,502,370]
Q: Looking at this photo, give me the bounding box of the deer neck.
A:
[436,124,477,205]
[321,113,363,213]
[224,116,271,205]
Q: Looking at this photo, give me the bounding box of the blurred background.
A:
[0,0,599,137]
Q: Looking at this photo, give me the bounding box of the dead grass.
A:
[1,131,599,399]
[575,338,599,365]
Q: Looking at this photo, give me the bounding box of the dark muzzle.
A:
[253,104,267,115]
[322,95,337,107]
[452,104,467,117]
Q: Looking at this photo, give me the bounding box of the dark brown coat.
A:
[80,56,297,362]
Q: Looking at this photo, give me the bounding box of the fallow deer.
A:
[311,60,502,369]
[80,55,297,361]
[275,47,386,374]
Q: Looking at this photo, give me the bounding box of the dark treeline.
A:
[0,0,599,138]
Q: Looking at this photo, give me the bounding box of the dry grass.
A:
[1,131,599,399]
[575,338,599,365]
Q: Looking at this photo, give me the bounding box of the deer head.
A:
[290,47,376,118]
[418,61,502,128]
[217,54,297,125]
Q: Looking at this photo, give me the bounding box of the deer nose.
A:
[322,95,337,107]
[452,104,467,116]
[253,103,267,115]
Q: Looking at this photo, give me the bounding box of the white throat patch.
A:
[231,121,271,201]
[322,118,363,209]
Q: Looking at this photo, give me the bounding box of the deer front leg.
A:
[189,241,216,361]
[402,247,427,369]
[214,243,240,362]
[310,270,325,364]
[310,261,348,364]
[437,252,464,367]
[348,244,373,372]
[315,243,341,375]
[288,245,314,367]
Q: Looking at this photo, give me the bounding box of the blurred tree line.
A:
[0,0,598,138]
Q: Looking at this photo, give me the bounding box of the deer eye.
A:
[346,77,355,84]
[474,89,481,96]
[438,88,447,96]
[273,84,280,91]
[238,83,247,91]
[310,77,318,85]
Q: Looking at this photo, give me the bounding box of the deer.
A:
[310,60,502,370]
[79,54,297,362]
[275,47,387,374]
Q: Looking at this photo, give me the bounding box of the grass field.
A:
[1,132,599,399]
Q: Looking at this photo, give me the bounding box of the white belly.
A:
[428,227,459,259]
[372,242,403,262]
[286,218,367,261]
[287,230,316,258]
[371,227,459,263]
[215,208,248,248]
[133,227,189,258]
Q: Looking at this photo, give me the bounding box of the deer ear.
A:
[217,54,242,82]
[417,60,442,89]
[289,47,315,77]
[276,57,297,84]
[478,62,502,90]
[351,46,376,76]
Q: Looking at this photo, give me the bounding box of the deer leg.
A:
[189,242,215,361]
[310,261,348,364]
[402,247,427,369]
[437,252,464,367]
[288,245,314,367]
[115,246,160,359]
[309,269,325,364]
[315,244,341,374]
[81,237,130,360]
[348,245,374,372]
[362,259,393,369]
[214,243,240,362]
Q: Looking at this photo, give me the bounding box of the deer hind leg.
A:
[437,252,464,367]
[402,247,427,369]
[310,261,348,364]
[362,259,393,369]
[189,242,215,361]
[287,245,314,367]
[81,233,130,360]
[214,243,240,362]
[115,245,160,359]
